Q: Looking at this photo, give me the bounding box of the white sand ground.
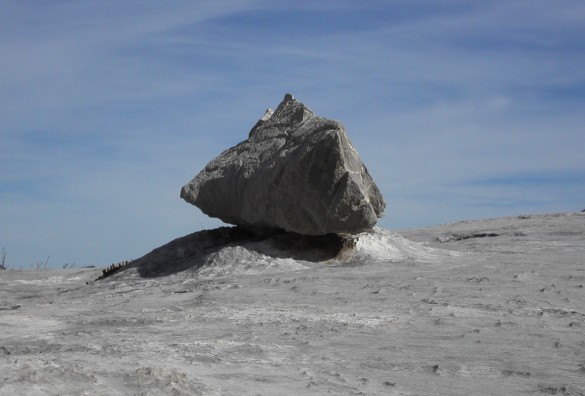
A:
[1,212,584,395]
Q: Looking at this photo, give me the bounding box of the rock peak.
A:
[249,94,314,140]
[272,92,310,120]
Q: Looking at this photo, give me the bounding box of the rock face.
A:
[180,93,386,235]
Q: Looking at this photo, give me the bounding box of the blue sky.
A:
[1,1,584,268]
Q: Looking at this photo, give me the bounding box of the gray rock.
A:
[180,93,386,235]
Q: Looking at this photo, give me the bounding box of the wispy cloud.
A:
[1,1,584,266]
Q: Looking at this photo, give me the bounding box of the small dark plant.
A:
[0,247,6,270]
[34,256,50,270]
[88,259,133,284]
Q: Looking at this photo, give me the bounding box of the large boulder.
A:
[180,93,386,235]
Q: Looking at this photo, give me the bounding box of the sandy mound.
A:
[103,226,447,281]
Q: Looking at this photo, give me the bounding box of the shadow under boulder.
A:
[108,227,346,279]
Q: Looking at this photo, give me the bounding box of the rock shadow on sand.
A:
[114,227,345,279]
